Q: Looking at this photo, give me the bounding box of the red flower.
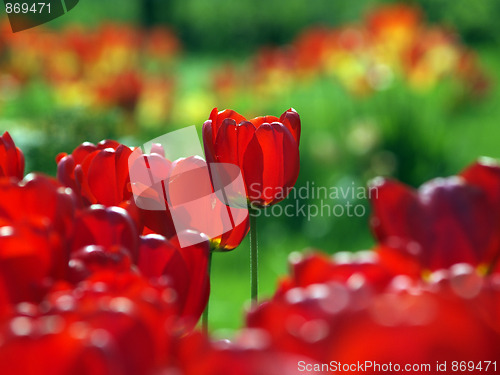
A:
[275,249,419,298]
[0,132,24,180]
[247,256,500,367]
[203,108,300,206]
[370,159,500,272]
[0,174,76,303]
[56,140,143,233]
[56,140,133,207]
[170,330,325,375]
[167,156,249,251]
[128,146,177,238]
[129,149,249,250]
[71,205,139,264]
[97,71,144,112]
[0,271,179,375]
[68,245,132,284]
[138,232,210,324]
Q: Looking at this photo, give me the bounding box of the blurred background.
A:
[1,0,499,330]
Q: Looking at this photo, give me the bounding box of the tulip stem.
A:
[250,209,258,304]
[202,251,213,334]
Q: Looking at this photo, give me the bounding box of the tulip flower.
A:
[369,159,500,272]
[0,131,24,180]
[138,232,211,326]
[71,205,139,263]
[202,107,300,207]
[56,140,144,232]
[0,174,76,303]
[247,251,500,368]
[203,107,300,304]
[166,156,249,251]
[0,271,179,375]
[56,140,133,207]
[129,149,250,331]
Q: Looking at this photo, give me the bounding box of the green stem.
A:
[250,209,258,304]
[202,251,213,334]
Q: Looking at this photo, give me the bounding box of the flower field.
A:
[1,1,500,374]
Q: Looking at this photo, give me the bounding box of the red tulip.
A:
[97,71,144,112]
[369,159,500,271]
[56,140,144,234]
[167,156,249,250]
[56,140,133,207]
[71,205,139,263]
[0,221,63,303]
[248,255,500,367]
[0,174,76,303]
[0,271,179,375]
[203,108,300,206]
[170,330,326,375]
[128,146,177,238]
[68,245,133,284]
[0,131,24,180]
[129,148,249,249]
[0,174,76,238]
[138,232,210,325]
[275,249,419,298]
[331,268,500,369]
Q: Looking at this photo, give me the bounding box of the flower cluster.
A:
[212,3,488,102]
[2,117,500,373]
[0,22,179,123]
[0,103,303,371]
[241,158,500,372]
[0,131,211,374]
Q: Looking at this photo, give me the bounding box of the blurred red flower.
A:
[129,147,249,250]
[138,231,210,324]
[370,159,500,272]
[166,156,249,251]
[0,132,24,180]
[0,174,76,303]
[0,271,179,375]
[56,140,143,231]
[70,205,139,263]
[203,108,300,206]
[247,253,500,369]
[97,70,144,113]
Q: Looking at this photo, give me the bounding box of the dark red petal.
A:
[68,245,132,283]
[169,231,210,322]
[202,119,216,165]
[279,107,301,144]
[215,109,246,126]
[57,155,79,194]
[461,158,500,208]
[369,178,421,242]
[0,132,24,180]
[114,145,133,202]
[71,206,139,263]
